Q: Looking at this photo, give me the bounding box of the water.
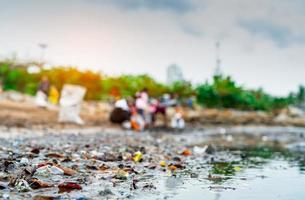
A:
[138,125,305,200]
[154,159,305,200]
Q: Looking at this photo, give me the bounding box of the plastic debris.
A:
[133,151,143,162]
[58,84,86,125]
[20,157,29,165]
[15,179,32,192]
[35,165,64,176]
[193,145,208,155]
[160,160,166,167]
[181,149,192,156]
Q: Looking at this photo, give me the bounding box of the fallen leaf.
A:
[58,182,82,193]
[55,165,76,176]
[46,153,65,158]
[29,179,53,189]
[32,195,55,200]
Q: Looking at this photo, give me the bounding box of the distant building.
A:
[167,64,184,84]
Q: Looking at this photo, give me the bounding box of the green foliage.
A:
[101,76,195,100]
[0,61,299,111]
[0,62,39,95]
[297,86,305,102]
[196,75,293,111]
[43,67,103,100]
[101,75,169,99]
[169,81,195,99]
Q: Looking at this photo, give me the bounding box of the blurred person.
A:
[171,105,185,129]
[38,76,50,96]
[110,97,131,124]
[35,76,50,107]
[185,96,195,109]
[130,106,145,131]
[135,88,149,123]
[48,85,59,105]
[151,98,167,127]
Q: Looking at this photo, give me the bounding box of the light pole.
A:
[214,41,222,76]
[38,43,48,66]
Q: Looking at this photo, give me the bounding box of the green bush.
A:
[196,75,292,111]
[0,61,298,111]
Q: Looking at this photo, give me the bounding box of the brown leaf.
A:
[46,153,65,158]
[31,148,40,154]
[29,179,53,189]
[55,165,76,176]
[58,182,82,193]
[32,195,55,200]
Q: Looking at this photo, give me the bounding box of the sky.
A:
[0,0,305,96]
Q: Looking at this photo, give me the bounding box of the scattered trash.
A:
[2,193,10,199]
[58,182,82,193]
[29,178,53,189]
[55,165,77,176]
[0,127,304,199]
[19,157,29,165]
[99,188,114,196]
[32,195,56,200]
[35,165,64,176]
[115,169,129,180]
[193,145,208,155]
[0,182,8,190]
[181,149,192,156]
[190,173,199,178]
[226,135,233,142]
[58,84,86,125]
[133,151,143,162]
[160,160,166,167]
[15,179,32,192]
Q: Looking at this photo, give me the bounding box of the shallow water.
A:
[141,156,305,200]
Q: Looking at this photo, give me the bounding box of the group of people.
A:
[110,88,185,131]
[36,76,60,107]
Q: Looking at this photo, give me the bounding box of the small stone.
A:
[190,173,199,178]
[99,188,114,196]
[20,157,29,165]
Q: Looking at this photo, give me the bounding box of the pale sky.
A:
[0,0,305,96]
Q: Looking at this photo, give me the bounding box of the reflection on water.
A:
[143,145,305,200]
[170,159,305,200]
[165,176,184,190]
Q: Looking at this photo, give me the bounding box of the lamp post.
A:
[214,41,222,76]
[38,43,48,66]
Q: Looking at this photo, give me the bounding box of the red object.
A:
[58,182,82,193]
[181,149,192,156]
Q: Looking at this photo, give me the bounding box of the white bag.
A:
[58,84,86,125]
[35,91,48,107]
[171,112,185,129]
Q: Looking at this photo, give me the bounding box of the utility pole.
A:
[38,43,48,66]
[214,41,222,76]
